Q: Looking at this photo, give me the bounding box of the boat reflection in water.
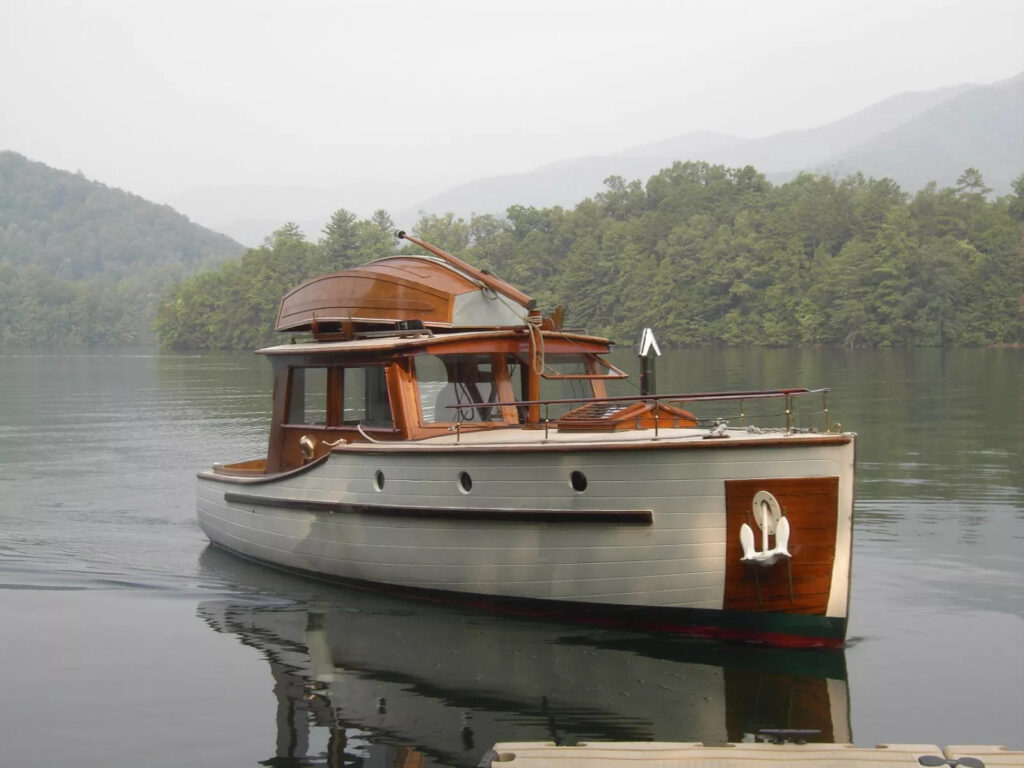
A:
[198,548,850,768]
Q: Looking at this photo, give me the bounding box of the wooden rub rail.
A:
[223,492,653,524]
[480,742,1024,767]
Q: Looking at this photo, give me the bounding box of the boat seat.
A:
[434,384,460,421]
[435,383,498,422]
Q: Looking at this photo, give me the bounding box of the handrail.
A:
[442,387,823,411]
[441,387,832,438]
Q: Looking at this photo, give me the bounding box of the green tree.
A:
[320,209,360,268]
[409,213,471,255]
[1007,171,1024,223]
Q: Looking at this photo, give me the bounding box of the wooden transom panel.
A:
[723,476,839,614]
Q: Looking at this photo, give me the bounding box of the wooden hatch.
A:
[557,400,698,431]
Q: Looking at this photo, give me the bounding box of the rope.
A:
[356,424,381,443]
[746,425,818,434]
[526,311,545,376]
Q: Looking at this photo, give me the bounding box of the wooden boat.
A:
[197,231,856,648]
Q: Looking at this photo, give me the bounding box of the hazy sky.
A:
[2,0,1022,202]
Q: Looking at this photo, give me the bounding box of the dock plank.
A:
[483,742,1024,767]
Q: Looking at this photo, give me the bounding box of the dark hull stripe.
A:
[207,542,846,649]
[223,492,653,523]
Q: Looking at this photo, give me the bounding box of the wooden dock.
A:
[481,742,1024,767]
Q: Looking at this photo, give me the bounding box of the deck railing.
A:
[445,387,833,440]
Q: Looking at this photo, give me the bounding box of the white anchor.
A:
[739,490,792,567]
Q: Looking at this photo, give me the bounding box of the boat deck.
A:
[482,742,1024,767]
[332,425,854,452]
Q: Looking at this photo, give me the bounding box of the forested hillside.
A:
[0,151,244,344]
[154,211,396,350]
[156,163,1024,350]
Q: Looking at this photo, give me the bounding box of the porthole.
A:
[374,470,385,492]
[458,471,473,494]
[570,471,588,492]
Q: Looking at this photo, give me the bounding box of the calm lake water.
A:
[1,347,1021,766]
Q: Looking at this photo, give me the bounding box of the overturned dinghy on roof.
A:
[197,231,856,648]
[275,231,536,335]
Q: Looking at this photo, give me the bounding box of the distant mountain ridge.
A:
[12,73,1016,250]
[828,72,1024,195]
[611,83,972,168]
[405,74,1021,219]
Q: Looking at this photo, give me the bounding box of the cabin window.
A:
[286,365,392,429]
[415,354,503,424]
[537,354,603,417]
[341,366,392,428]
[504,354,525,402]
[287,367,328,425]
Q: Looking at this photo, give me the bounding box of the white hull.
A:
[198,429,854,645]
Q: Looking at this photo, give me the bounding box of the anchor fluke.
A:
[739,490,792,567]
[739,522,756,560]
[775,515,791,558]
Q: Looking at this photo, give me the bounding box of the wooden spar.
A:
[396,230,536,310]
